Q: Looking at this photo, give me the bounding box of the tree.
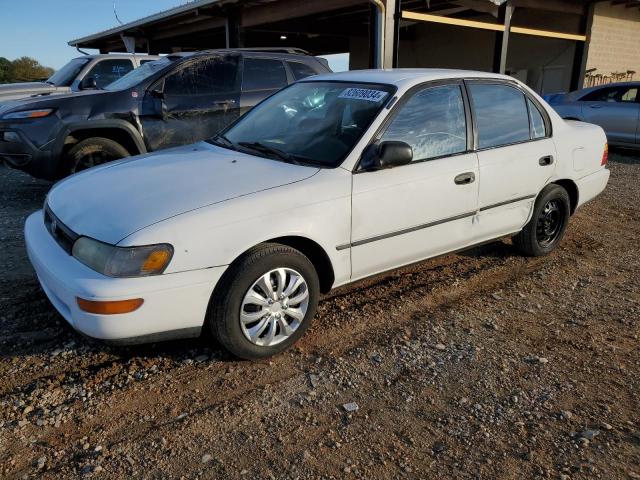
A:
[0,57,14,83]
[10,56,54,82]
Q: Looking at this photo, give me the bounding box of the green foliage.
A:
[0,57,14,83]
[1,56,54,83]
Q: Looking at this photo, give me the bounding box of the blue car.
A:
[545,82,639,148]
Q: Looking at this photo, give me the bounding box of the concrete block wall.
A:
[587,2,640,81]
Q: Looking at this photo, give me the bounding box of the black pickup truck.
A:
[0,49,330,180]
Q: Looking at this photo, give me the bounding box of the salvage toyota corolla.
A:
[25,70,610,359]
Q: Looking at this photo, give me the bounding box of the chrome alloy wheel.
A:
[239,268,309,347]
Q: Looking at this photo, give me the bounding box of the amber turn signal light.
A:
[77,297,144,315]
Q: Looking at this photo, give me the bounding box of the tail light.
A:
[601,143,608,166]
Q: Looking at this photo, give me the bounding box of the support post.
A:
[225,8,244,48]
[571,2,594,90]
[493,1,514,74]
[369,0,385,68]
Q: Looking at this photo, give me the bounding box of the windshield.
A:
[105,57,172,91]
[219,81,395,168]
[47,58,90,86]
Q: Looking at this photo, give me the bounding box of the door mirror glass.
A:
[360,141,413,171]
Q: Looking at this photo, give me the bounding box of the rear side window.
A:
[580,86,638,103]
[469,83,530,149]
[527,98,546,139]
[86,59,134,88]
[242,58,288,91]
[381,84,467,161]
[287,61,318,80]
[163,56,239,96]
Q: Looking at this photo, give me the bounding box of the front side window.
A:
[86,59,134,89]
[469,83,530,149]
[242,58,288,91]
[581,86,638,103]
[163,56,239,96]
[219,81,394,167]
[381,84,467,161]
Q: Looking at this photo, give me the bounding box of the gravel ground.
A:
[0,151,639,479]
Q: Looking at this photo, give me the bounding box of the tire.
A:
[513,184,570,257]
[65,137,130,175]
[208,243,320,360]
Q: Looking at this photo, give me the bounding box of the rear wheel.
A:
[513,184,570,256]
[208,243,320,360]
[65,137,129,175]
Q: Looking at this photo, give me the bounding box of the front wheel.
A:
[513,184,570,256]
[208,243,320,360]
[65,137,130,175]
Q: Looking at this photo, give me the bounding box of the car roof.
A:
[302,68,515,88]
[76,53,159,60]
[167,49,318,61]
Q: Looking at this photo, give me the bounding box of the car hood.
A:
[46,142,320,245]
[0,82,70,104]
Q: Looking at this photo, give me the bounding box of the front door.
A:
[579,85,639,145]
[140,55,241,151]
[466,81,557,240]
[351,82,479,280]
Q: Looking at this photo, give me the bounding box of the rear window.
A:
[242,58,288,91]
[469,83,530,149]
[287,61,318,81]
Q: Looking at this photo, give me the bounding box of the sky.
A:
[0,0,189,69]
[0,0,350,72]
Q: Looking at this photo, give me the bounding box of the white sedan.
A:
[25,69,610,359]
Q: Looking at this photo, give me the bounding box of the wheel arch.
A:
[63,120,147,157]
[225,236,336,294]
[551,179,579,215]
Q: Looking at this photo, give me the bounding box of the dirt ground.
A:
[0,151,639,480]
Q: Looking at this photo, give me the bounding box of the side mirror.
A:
[80,76,97,90]
[147,89,167,120]
[359,141,413,171]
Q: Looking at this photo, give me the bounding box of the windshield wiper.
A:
[237,141,300,164]
[208,134,237,151]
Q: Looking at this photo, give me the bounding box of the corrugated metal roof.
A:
[68,0,230,46]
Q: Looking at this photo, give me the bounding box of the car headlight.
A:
[2,109,55,120]
[72,237,173,277]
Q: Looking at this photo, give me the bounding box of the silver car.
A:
[547,82,639,148]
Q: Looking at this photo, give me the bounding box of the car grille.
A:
[44,205,79,255]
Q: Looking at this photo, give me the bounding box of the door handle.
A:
[213,99,236,106]
[589,104,603,109]
[539,155,554,166]
[454,172,475,185]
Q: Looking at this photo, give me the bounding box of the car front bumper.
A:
[0,128,60,180]
[25,210,225,343]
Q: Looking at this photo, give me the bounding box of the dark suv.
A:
[0,49,330,180]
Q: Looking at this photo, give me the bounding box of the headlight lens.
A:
[3,109,55,120]
[72,237,173,277]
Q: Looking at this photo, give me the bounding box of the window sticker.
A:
[339,88,388,102]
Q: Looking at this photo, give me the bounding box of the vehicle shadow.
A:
[609,146,640,164]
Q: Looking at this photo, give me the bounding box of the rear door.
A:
[579,85,639,145]
[140,55,241,151]
[467,81,556,241]
[239,57,289,115]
